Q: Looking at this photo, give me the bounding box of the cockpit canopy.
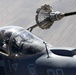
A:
[0,26,45,57]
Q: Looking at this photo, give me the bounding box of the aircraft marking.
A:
[47,69,64,75]
[8,60,18,72]
[0,58,7,75]
[12,63,18,71]
[27,64,36,75]
[56,69,64,75]
[47,69,55,75]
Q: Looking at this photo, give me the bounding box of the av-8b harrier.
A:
[0,4,76,75]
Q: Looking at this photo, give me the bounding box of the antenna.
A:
[43,41,50,58]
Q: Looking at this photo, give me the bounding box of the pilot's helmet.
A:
[4,31,12,44]
[0,30,5,46]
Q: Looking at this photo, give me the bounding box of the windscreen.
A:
[11,30,45,57]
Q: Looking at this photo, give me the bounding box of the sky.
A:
[0,0,76,47]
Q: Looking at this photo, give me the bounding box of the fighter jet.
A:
[0,4,76,75]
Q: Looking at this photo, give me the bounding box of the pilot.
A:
[2,31,12,51]
[0,30,5,47]
[4,31,12,44]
